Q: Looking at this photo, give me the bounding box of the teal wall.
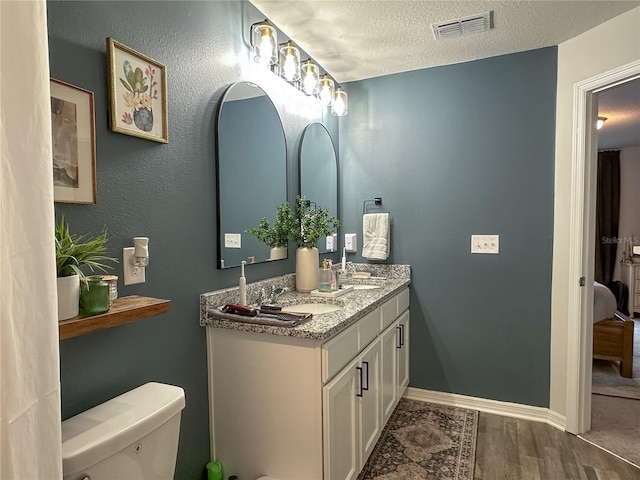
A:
[49,0,556,476]
[340,47,557,407]
[47,2,330,478]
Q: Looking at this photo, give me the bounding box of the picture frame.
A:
[107,37,168,143]
[50,79,97,204]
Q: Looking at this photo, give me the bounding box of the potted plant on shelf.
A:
[55,217,117,320]
[290,196,340,293]
[247,201,296,261]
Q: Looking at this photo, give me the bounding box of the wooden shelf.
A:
[59,295,170,340]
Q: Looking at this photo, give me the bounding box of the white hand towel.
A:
[362,213,390,260]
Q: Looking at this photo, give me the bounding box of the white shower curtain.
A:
[0,1,63,478]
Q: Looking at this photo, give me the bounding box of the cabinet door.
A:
[397,311,410,394]
[323,358,359,480]
[358,338,382,470]
[380,322,398,424]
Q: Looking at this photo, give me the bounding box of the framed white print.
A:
[50,79,97,204]
[107,37,168,143]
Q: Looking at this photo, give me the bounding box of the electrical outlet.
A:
[326,233,337,252]
[123,247,146,285]
[224,233,241,249]
[345,233,357,252]
[471,235,499,254]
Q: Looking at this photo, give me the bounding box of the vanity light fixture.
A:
[331,87,348,116]
[123,236,149,285]
[318,74,335,107]
[247,18,348,115]
[250,19,278,66]
[300,59,320,96]
[279,41,301,82]
[596,116,607,130]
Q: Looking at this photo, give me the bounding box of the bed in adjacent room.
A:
[592,281,635,378]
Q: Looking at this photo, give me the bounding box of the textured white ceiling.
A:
[249,1,639,83]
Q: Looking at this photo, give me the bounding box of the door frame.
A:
[565,60,640,434]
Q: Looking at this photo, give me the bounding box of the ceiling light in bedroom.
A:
[596,116,607,130]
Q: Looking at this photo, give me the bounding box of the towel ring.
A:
[363,197,387,215]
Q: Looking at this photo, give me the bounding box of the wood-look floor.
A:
[474,413,640,480]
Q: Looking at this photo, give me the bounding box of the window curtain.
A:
[0,1,63,478]
[594,150,621,287]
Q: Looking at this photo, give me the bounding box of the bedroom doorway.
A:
[565,60,640,437]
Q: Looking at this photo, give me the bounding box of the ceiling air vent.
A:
[432,11,492,40]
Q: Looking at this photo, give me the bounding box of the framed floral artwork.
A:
[50,79,97,204]
[107,38,168,143]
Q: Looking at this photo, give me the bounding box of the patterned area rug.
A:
[358,399,478,480]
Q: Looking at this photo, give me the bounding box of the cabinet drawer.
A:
[636,267,640,280]
[358,308,380,350]
[322,323,358,383]
[397,288,409,314]
[380,296,397,330]
[635,294,640,308]
[635,279,640,293]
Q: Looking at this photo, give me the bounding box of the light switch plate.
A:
[123,247,146,285]
[224,233,241,249]
[471,235,499,254]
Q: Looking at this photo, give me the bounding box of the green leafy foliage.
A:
[290,196,341,249]
[55,217,117,282]
[247,202,296,248]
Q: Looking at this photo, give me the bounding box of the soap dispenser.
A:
[328,260,337,291]
[319,259,332,292]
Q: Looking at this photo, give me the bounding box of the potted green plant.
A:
[55,217,117,320]
[290,196,340,292]
[247,201,296,261]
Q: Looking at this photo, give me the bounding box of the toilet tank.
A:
[62,382,186,480]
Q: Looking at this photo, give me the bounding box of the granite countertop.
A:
[200,264,410,341]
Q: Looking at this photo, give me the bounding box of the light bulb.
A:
[279,41,300,82]
[318,75,335,107]
[596,116,607,130]
[300,59,319,96]
[283,55,297,80]
[303,74,316,95]
[251,21,277,66]
[333,97,345,115]
[332,87,348,116]
[320,86,332,106]
[258,33,275,65]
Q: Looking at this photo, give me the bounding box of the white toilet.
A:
[62,382,186,480]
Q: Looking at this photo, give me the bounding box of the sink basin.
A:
[352,284,381,290]
[282,303,342,315]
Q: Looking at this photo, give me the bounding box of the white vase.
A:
[269,246,287,261]
[57,274,80,321]
[296,247,319,293]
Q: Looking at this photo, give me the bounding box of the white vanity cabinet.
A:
[206,287,410,480]
[380,290,410,424]
[323,334,382,480]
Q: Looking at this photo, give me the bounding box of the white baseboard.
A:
[404,387,567,431]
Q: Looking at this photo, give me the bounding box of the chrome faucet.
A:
[258,286,289,306]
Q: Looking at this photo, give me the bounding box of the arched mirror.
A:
[216,82,287,269]
[299,122,338,253]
